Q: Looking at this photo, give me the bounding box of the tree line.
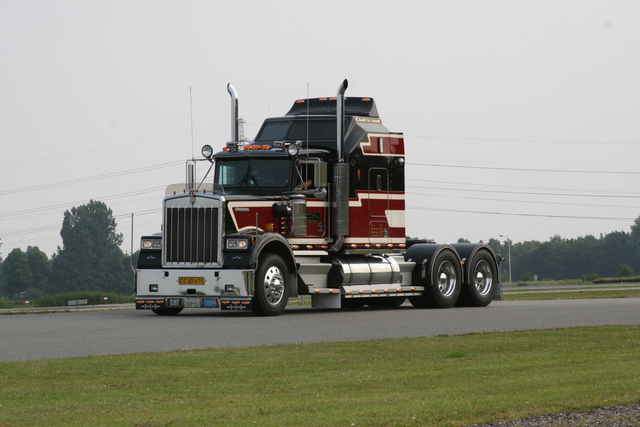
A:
[0,200,134,300]
[463,216,640,282]
[1,200,639,300]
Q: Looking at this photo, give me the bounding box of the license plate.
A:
[178,277,205,285]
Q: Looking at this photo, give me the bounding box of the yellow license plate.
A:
[178,277,205,285]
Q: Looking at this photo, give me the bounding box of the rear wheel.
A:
[457,249,497,307]
[409,250,461,308]
[252,253,289,316]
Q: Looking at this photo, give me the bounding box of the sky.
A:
[1,0,640,258]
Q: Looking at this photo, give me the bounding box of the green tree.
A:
[0,238,4,295]
[617,264,634,277]
[630,215,640,267]
[51,200,132,294]
[3,248,32,298]
[26,246,52,294]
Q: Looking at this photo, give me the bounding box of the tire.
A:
[252,253,289,316]
[409,249,461,308]
[457,249,497,307]
[151,307,183,316]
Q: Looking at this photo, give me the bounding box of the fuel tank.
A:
[326,255,401,287]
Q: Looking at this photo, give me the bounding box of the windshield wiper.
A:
[238,163,260,188]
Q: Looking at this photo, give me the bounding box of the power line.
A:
[406,177,640,197]
[407,205,637,222]
[406,161,640,175]
[0,124,230,168]
[405,134,640,146]
[406,184,640,199]
[407,189,640,210]
[0,161,181,196]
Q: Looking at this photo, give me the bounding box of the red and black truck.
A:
[135,80,500,316]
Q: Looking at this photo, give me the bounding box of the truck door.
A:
[368,167,390,244]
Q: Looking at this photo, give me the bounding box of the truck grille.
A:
[165,206,219,264]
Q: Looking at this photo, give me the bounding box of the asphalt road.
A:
[1,298,639,362]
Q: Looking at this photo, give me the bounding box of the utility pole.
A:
[499,234,512,285]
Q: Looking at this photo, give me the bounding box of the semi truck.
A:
[135,80,500,316]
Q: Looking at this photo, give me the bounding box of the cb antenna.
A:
[190,87,195,160]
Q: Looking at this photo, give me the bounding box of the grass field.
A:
[1,325,639,426]
[502,288,640,300]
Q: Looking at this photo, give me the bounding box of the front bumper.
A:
[135,268,254,311]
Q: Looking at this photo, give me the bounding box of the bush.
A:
[581,273,600,283]
[617,264,635,277]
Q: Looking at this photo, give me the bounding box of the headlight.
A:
[226,237,249,250]
[287,142,300,156]
[201,144,214,159]
[141,238,162,250]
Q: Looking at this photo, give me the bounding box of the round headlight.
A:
[287,143,300,156]
[201,144,214,159]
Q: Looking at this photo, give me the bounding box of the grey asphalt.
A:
[1,298,639,362]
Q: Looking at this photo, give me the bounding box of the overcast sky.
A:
[2,0,640,257]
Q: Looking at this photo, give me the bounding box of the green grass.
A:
[1,326,639,426]
[503,288,640,300]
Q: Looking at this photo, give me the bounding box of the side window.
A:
[294,159,327,189]
[295,162,316,189]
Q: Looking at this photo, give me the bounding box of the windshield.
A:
[255,120,336,142]
[214,158,291,194]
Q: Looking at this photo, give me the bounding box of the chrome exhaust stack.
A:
[227,83,239,143]
[336,79,348,161]
[331,79,350,252]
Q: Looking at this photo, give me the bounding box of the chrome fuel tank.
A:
[327,255,401,287]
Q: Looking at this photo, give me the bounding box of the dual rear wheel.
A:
[409,248,497,308]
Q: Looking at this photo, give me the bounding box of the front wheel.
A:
[252,253,290,316]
